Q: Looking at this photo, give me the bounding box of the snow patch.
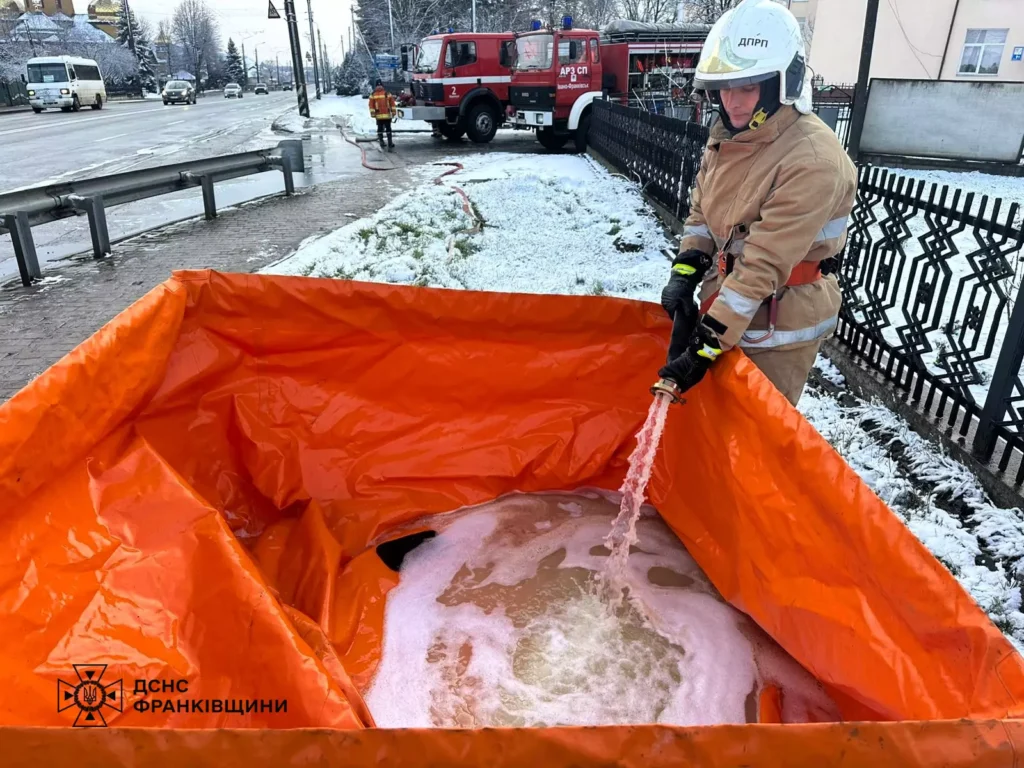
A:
[879,167,1024,226]
[274,94,421,136]
[812,354,845,387]
[264,153,672,300]
[36,275,68,286]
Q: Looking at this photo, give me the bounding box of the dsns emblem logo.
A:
[57,664,123,727]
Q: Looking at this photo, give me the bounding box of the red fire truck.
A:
[508,19,709,151]
[396,32,516,143]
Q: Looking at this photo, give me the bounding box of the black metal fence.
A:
[590,98,1024,484]
[590,99,709,223]
[811,81,855,150]
[0,79,29,108]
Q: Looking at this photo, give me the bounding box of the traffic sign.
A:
[374,54,400,69]
[268,0,280,19]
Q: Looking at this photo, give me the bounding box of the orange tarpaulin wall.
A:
[1,269,1023,766]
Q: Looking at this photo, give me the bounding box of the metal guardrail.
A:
[0,139,305,287]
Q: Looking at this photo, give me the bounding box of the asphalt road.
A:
[0,92,297,193]
[0,91,323,282]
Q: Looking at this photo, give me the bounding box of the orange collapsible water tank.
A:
[1,269,1023,767]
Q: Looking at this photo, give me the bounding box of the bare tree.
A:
[682,0,736,24]
[621,0,680,23]
[172,0,218,86]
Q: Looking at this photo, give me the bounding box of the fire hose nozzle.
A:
[650,378,684,405]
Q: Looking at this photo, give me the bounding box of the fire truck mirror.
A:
[569,41,580,61]
[499,41,513,68]
[401,47,410,72]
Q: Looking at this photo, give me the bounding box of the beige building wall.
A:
[810,0,1024,84]
[939,0,1024,81]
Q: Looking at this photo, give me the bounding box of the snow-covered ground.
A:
[879,167,1024,224]
[275,94,423,137]
[266,153,669,297]
[265,152,1024,649]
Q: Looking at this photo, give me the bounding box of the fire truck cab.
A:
[509,19,708,152]
[397,32,515,143]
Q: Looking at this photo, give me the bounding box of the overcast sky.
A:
[129,0,357,64]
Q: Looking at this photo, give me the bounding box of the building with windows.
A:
[784,0,818,47]
[809,0,1023,83]
[2,0,120,40]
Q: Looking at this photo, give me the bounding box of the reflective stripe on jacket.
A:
[680,106,858,352]
[369,89,396,121]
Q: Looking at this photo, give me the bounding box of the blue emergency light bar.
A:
[531,19,542,31]
[562,15,573,30]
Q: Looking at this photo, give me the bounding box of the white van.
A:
[26,56,107,113]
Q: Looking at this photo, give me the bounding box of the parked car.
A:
[254,83,269,95]
[282,83,294,91]
[162,80,196,105]
[224,83,243,99]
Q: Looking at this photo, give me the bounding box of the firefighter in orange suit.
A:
[369,79,397,150]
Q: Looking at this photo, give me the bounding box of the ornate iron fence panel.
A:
[590,100,1024,484]
[590,99,709,223]
[838,166,1024,480]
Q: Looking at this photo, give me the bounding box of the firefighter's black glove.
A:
[661,249,712,359]
[658,316,725,395]
[660,249,712,319]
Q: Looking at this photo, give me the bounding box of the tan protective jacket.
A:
[680,106,858,352]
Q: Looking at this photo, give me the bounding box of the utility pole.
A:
[306,0,321,99]
[472,0,476,33]
[283,0,310,117]
[241,41,248,87]
[847,0,880,162]
[318,28,330,92]
[276,54,280,87]
[387,0,395,53]
[123,0,137,55]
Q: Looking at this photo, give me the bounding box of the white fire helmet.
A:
[694,0,813,115]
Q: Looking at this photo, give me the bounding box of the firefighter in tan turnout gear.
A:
[658,0,857,406]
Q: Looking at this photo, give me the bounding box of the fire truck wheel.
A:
[466,103,499,144]
[537,128,567,151]
[573,113,592,154]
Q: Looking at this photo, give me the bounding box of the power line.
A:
[886,0,940,78]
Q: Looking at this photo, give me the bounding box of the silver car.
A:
[224,83,243,99]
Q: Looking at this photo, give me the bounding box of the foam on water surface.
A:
[364,490,840,729]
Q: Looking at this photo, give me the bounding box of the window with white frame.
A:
[958,29,1007,76]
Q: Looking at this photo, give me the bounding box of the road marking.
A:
[0,106,167,137]
[93,132,129,143]
[0,95,288,138]
[166,120,185,126]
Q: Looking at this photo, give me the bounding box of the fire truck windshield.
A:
[514,34,553,70]
[416,40,443,72]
